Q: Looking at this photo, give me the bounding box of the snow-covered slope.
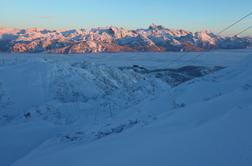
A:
[0,25,251,53]
[0,50,251,166]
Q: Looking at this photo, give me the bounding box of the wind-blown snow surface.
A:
[0,49,252,166]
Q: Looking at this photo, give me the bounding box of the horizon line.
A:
[1,25,251,37]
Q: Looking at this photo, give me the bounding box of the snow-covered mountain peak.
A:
[149,24,165,30]
[0,25,250,53]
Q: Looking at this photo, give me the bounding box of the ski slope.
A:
[0,49,251,166]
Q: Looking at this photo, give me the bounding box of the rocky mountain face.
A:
[0,25,251,54]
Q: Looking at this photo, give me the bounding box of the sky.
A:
[0,0,252,36]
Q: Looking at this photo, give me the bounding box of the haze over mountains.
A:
[0,24,251,54]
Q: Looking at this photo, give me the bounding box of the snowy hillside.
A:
[0,25,251,54]
[0,49,252,166]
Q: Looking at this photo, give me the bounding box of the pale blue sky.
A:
[0,0,251,35]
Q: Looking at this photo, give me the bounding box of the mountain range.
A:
[0,24,251,54]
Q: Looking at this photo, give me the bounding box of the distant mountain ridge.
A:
[0,24,251,54]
